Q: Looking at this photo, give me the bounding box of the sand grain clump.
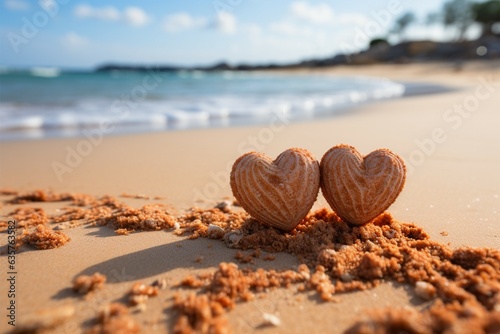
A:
[20,225,70,250]
[1,207,48,232]
[87,303,140,334]
[128,281,160,306]
[96,204,176,232]
[73,273,107,295]
[14,305,75,334]
[7,189,96,206]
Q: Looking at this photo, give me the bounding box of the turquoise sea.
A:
[0,67,405,140]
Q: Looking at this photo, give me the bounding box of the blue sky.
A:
[0,0,482,69]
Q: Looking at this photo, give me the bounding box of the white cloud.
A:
[258,1,372,57]
[4,0,29,10]
[123,7,149,27]
[231,2,374,64]
[61,31,89,49]
[39,0,56,12]
[288,1,368,27]
[215,12,237,34]
[74,4,120,21]
[270,21,304,35]
[163,13,207,33]
[336,13,369,26]
[74,4,150,27]
[244,23,263,38]
[163,12,236,35]
[290,1,334,24]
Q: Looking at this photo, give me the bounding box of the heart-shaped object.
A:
[320,145,406,225]
[230,148,320,232]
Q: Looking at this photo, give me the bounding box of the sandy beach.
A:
[1,61,499,333]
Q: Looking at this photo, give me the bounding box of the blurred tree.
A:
[369,38,390,49]
[392,12,416,41]
[427,0,473,41]
[444,0,473,40]
[472,0,500,36]
[426,12,441,25]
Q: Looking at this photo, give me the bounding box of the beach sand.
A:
[0,61,499,333]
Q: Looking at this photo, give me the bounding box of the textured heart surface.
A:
[230,148,320,232]
[320,144,406,225]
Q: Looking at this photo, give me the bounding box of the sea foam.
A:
[0,71,405,140]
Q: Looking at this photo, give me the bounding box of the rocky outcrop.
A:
[95,37,500,73]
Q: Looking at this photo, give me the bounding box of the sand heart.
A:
[320,144,406,225]
[230,148,320,232]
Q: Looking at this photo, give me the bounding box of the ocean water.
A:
[0,68,405,141]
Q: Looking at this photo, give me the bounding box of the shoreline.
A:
[0,67,456,143]
[0,61,499,333]
[4,59,499,144]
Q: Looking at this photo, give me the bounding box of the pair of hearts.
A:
[230,145,406,232]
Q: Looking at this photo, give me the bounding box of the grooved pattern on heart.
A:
[230,148,320,232]
[320,144,406,225]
